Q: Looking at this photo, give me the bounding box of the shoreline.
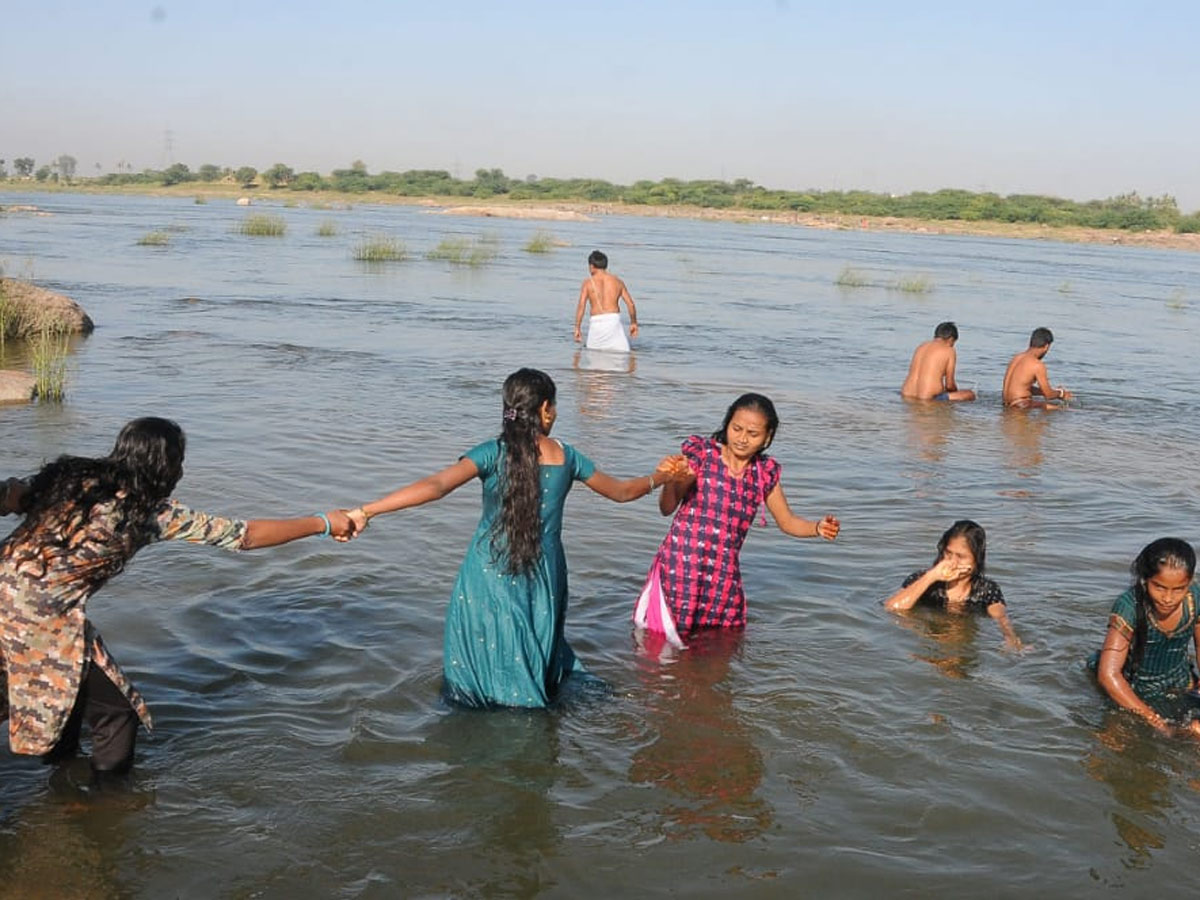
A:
[4,181,1199,254]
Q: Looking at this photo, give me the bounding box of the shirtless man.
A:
[900,322,976,401]
[573,250,639,352]
[1002,327,1074,407]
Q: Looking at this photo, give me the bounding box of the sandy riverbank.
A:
[4,181,1199,253]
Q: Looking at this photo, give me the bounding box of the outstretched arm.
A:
[574,282,589,342]
[763,483,839,540]
[584,455,686,503]
[348,458,479,531]
[1096,625,1174,735]
[621,281,639,338]
[242,510,355,549]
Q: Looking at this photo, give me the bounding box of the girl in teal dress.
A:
[348,368,685,708]
[1094,537,1200,737]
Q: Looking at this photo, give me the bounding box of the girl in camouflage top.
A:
[0,417,354,777]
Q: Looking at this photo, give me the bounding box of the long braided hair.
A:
[1125,538,1196,679]
[2,417,186,587]
[489,369,556,575]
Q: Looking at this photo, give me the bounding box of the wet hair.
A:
[1125,538,1197,678]
[491,368,556,575]
[711,393,778,454]
[587,250,608,269]
[4,417,186,587]
[1029,327,1054,348]
[933,520,987,587]
[934,321,958,341]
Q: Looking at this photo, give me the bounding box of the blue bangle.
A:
[316,512,331,538]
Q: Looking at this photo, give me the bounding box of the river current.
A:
[1,192,1199,897]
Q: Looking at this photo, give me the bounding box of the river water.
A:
[1,192,1199,898]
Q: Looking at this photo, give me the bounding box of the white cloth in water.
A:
[585,312,630,352]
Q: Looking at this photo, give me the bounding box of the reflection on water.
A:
[892,608,982,679]
[572,349,636,421]
[629,629,771,843]
[3,192,1200,895]
[1000,406,1050,482]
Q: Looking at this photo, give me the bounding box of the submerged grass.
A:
[236,214,287,237]
[891,274,935,294]
[353,236,407,262]
[523,230,556,253]
[136,230,170,246]
[1167,288,1187,310]
[834,265,872,288]
[427,234,499,266]
[316,220,338,237]
[31,326,70,401]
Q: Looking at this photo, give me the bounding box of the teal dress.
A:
[443,438,596,708]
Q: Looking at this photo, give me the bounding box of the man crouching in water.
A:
[900,322,976,401]
[1002,327,1073,407]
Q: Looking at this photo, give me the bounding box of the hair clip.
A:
[503,408,518,421]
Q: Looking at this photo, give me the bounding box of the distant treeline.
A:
[44,160,1200,233]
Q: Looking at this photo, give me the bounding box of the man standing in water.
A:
[900,322,976,401]
[573,250,639,352]
[1002,327,1073,407]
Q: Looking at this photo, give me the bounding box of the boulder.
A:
[0,278,94,338]
[0,370,36,404]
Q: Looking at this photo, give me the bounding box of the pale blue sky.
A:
[5,1,1198,209]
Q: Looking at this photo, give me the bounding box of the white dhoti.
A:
[585,312,630,352]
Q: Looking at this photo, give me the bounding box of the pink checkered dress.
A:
[635,436,780,642]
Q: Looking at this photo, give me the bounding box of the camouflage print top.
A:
[0,498,247,756]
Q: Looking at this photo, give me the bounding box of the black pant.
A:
[42,663,139,773]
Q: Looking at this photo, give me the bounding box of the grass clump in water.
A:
[194,195,207,205]
[32,326,70,402]
[891,274,935,294]
[236,214,287,237]
[1167,288,1187,310]
[316,220,338,237]
[354,236,408,262]
[137,231,170,246]
[427,235,498,267]
[523,230,556,253]
[834,266,871,288]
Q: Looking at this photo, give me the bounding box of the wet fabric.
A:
[1107,586,1199,701]
[1,496,247,756]
[901,571,1006,613]
[635,436,780,641]
[442,438,595,708]
[585,312,630,352]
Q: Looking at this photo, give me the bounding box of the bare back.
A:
[1002,350,1047,406]
[581,271,627,316]
[900,339,957,400]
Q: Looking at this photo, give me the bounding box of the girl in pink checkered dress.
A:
[634,394,840,650]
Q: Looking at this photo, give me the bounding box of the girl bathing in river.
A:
[884,520,1021,649]
[633,393,840,650]
[346,367,686,708]
[1092,538,1200,738]
[0,418,355,779]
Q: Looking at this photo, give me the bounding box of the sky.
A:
[4,0,1199,209]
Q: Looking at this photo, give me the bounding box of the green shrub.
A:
[354,236,407,262]
[834,265,871,288]
[237,214,287,236]
[523,230,556,253]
